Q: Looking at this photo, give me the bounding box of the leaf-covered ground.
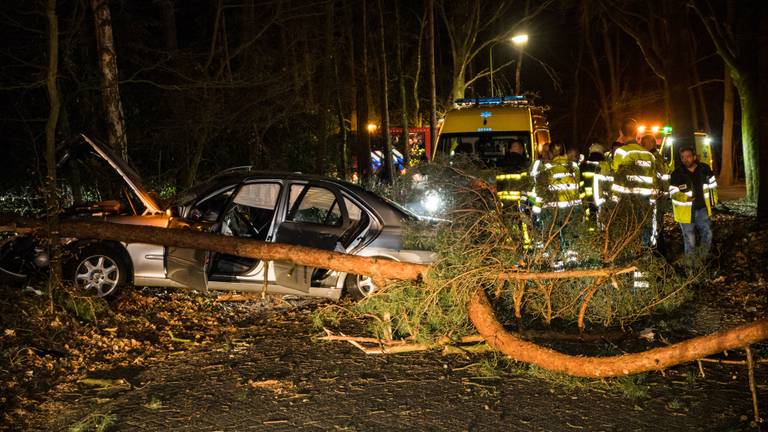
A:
[1,211,766,431]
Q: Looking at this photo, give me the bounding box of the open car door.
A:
[165,217,217,290]
[271,183,350,292]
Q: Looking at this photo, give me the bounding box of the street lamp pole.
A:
[511,33,528,95]
[489,45,494,97]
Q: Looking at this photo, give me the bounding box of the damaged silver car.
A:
[1,135,434,300]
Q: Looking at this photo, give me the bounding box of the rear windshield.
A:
[436,132,531,169]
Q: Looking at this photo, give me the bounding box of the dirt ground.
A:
[1,210,767,432]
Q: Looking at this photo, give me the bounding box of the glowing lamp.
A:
[637,125,647,134]
[511,34,529,45]
[367,123,378,133]
[651,125,660,133]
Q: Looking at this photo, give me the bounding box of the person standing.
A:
[607,129,658,252]
[669,147,718,261]
[579,143,605,225]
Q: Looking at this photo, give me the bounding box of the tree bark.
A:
[468,289,768,378]
[157,0,177,51]
[720,67,735,185]
[90,0,128,161]
[354,0,373,180]
[2,218,429,283]
[45,0,62,285]
[394,0,409,167]
[377,0,394,183]
[427,0,437,160]
[757,2,768,222]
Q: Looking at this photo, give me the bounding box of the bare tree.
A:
[438,0,552,101]
[604,0,697,153]
[91,0,128,160]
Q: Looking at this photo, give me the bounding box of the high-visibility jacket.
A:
[610,144,657,199]
[592,157,613,207]
[530,156,581,214]
[668,163,718,223]
[651,149,670,198]
[579,155,604,204]
[496,155,531,203]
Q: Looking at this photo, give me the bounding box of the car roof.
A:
[177,169,417,226]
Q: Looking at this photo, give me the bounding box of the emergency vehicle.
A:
[433,96,551,204]
[660,131,714,171]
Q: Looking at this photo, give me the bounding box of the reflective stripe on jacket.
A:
[610,144,657,198]
[530,156,581,213]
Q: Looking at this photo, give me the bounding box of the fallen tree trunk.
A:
[0,215,635,284]
[0,216,429,283]
[468,289,768,377]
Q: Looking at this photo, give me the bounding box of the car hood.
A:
[60,134,163,215]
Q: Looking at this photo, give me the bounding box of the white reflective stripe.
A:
[625,175,655,184]
[542,199,582,208]
[635,160,652,168]
[633,281,650,288]
[615,148,654,158]
[551,172,576,179]
[672,200,692,206]
[612,184,655,195]
[659,174,670,181]
[548,183,578,191]
[531,160,542,176]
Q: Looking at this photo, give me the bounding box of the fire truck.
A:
[636,122,714,170]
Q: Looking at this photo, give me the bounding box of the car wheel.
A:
[344,273,378,301]
[69,245,128,298]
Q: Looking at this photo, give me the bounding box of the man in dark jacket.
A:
[669,147,718,261]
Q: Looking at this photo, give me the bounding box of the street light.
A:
[510,33,528,95]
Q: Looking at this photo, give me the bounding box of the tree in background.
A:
[691,0,761,202]
[90,0,128,161]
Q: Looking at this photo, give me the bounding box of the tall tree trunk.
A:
[377,0,393,183]
[45,0,62,286]
[91,0,128,160]
[316,0,334,175]
[413,9,427,128]
[758,1,768,222]
[663,1,695,155]
[354,0,372,180]
[720,67,735,185]
[157,0,177,51]
[427,0,437,161]
[734,72,760,203]
[394,0,409,167]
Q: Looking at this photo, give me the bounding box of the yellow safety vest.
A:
[669,164,718,223]
[530,156,581,214]
[611,144,657,199]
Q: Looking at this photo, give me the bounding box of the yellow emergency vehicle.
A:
[433,96,551,203]
[659,131,714,171]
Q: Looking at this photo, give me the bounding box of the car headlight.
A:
[421,190,443,214]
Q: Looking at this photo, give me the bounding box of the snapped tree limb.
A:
[468,289,768,378]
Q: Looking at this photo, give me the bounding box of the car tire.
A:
[67,244,129,298]
[344,273,378,301]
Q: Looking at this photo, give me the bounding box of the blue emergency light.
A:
[455,95,528,108]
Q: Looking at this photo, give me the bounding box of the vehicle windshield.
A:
[435,132,531,169]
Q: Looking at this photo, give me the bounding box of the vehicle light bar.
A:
[455,95,529,108]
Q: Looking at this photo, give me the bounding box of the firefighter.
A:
[610,132,658,247]
[531,143,581,267]
[669,146,718,261]
[579,143,605,226]
[496,140,531,206]
[649,135,670,253]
